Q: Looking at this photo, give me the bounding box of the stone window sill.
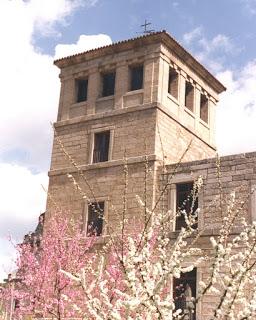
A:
[124,88,144,96]
[184,106,195,118]
[199,118,210,129]
[167,93,179,106]
[96,95,115,102]
[71,101,88,108]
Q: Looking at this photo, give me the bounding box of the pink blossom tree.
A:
[2,170,256,319]
[2,212,95,320]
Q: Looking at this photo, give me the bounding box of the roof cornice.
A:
[54,30,226,94]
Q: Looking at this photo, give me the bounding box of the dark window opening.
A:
[200,93,209,123]
[173,268,197,320]
[87,202,104,236]
[185,81,194,112]
[76,79,88,103]
[93,131,110,163]
[175,182,198,231]
[102,72,115,97]
[168,68,179,99]
[14,299,20,310]
[130,65,144,91]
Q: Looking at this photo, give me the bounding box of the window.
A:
[200,93,209,123]
[175,182,198,231]
[168,67,179,99]
[93,131,110,163]
[76,79,88,103]
[14,299,20,310]
[87,202,104,236]
[185,81,194,112]
[173,268,197,320]
[102,72,115,97]
[130,65,143,91]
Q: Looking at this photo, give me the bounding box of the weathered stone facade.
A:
[162,152,256,319]
[48,30,225,221]
[46,31,241,318]
[165,152,256,229]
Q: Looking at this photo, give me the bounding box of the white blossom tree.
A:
[2,134,256,320]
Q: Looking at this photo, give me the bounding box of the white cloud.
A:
[55,34,112,59]
[172,1,179,8]
[183,27,256,156]
[0,0,111,171]
[26,0,95,36]
[198,34,234,55]
[0,163,48,230]
[216,61,256,155]
[182,27,240,73]
[0,162,48,280]
[183,26,202,45]
[0,0,111,281]
[0,49,59,170]
[241,0,256,15]
[0,0,84,171]
[0,241,17,281]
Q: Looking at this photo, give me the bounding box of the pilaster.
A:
[87,67,100,115]
[115,62,129,109]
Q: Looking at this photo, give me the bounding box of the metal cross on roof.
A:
[140,19,155,34]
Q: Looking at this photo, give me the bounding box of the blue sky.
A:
[1,0,256,280]
[35,0,256,69]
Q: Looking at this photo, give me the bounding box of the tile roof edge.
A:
[54,30,166,64]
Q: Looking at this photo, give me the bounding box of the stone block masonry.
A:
[46,31,227,319]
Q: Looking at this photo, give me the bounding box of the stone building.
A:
[163,151,256,319]
[49,30,225,230]
[47,30,256,319]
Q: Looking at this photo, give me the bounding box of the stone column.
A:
[250,184,256,222]
[58,76,75,121]
[143,57,156,104]
[209,97,216,146]
[114,61,128,109]
[87,67,100,115]
[158,57,170,106]
[194,84,201,132]
[179,70,186,119]
[168,184,177,231]
[57,76,65,121]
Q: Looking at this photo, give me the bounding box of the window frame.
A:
[86,201,104,236]
[92,131,111,163]
[167,175,203,232]
[75,78,88,103]
[168,67,179,100]
[89,126,114,165]
[173,268,197,320]
[185,80,195,112]
[175,182,198,231]
[200,93,209,124]
[83,198,109,237]
[129,64,144,91]
[101,71,116,97]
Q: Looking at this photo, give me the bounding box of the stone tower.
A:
[47,31,225,235]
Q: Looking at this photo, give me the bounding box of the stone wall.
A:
[51,106,157,172]
[46,32,227,319]
[57,43,161,122]
[47,159,157,235]
[163,152,256,228]
[161,151,256,319]
[155,106,216,165]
